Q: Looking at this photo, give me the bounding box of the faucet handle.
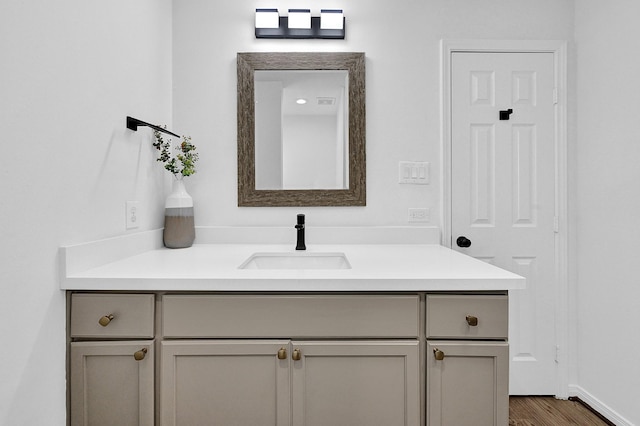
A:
[297,214,305,224]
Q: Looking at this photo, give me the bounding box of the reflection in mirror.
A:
[237,52,365,207]
[255,70,349,190]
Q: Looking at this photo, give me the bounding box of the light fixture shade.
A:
[255,8,280,29]
[288,9,311,29]
[320,9,344,30]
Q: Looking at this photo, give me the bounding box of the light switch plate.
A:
[399,161,430,184]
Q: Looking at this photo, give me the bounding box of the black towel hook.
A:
[126,116,180,138]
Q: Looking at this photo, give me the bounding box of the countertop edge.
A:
[61,277,525,292]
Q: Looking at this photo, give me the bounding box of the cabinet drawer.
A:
[70,293,155,338]
[163,295,419,338]
[426,294,507,339]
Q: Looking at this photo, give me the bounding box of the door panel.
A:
[70,341,154,426]
[160,340,291,426]
[451,52,556,395]
[426,341,509,426]
[291,341,420,426]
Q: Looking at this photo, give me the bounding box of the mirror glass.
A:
[237,52,365,207]
[255,70,349,190]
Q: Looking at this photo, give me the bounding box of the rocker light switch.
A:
[399,161,430,184]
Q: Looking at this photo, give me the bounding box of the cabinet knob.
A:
[134,348,148,361]
[292,348,302,361]
[466,315,478,326]
[98,314,114,327]
[433,348,445,361]
[277,347,287,360]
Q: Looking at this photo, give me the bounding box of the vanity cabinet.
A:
[161,340,419,426]
[67,292,509,426]
[160,294,421,426]
[68,294,155,426]
[425,294,509,426]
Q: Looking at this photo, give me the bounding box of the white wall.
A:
[0,1,172,424]
[574,2,640,424]
[172,0,575,228]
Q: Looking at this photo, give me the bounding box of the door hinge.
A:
[555,345,560,363]
[553,88,559,105]
[553,216,559,233]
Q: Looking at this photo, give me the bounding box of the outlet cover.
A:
[408,208,430,223]
[126,201,140,230]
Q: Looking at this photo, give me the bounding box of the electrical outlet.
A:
[126,201,140,229]
[408,208,430,223]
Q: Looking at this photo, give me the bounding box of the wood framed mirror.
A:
[237,52,365,206]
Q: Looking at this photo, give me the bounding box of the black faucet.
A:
[295,214,306,250]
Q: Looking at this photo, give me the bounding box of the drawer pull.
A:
[133,348,148,361]
[433,348,445,361]
[277,347,287,360]
[292,348,302,361]
[466,315,478,327]
[98,314,114,327]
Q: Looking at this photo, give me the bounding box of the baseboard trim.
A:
[568,385,633,426]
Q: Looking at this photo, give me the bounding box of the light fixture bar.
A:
[254,8,345,39]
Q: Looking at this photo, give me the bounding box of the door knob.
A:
[456,236,471,248]
[292,348,302,361]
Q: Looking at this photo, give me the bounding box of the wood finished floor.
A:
[509,397,612,426]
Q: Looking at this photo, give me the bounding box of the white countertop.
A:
[60,229,525,292]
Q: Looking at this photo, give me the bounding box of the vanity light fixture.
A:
[254,8,345,39]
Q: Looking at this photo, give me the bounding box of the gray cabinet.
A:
[160,339,419,426]
[67,291,509,426]
[159,295,421,426]
[68,294,155,426]
[70,341,154,426]
[161,340,290,426]
[426,294,509,426]
[426,341,508,426]
[291,340,420,426]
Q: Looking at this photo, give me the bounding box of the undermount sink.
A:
[239,252,351,270]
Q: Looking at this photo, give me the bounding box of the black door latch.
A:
[499,109,513,120]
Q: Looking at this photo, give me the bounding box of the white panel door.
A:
[451,52,557,395]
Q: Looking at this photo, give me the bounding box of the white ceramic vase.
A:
[163,178,195,248]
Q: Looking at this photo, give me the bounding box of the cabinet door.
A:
[161,340,291,426]
[291,340,420,426]
[426,341,508,426]
[70,341,154,426]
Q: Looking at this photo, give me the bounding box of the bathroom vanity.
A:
[61,228,523,426]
